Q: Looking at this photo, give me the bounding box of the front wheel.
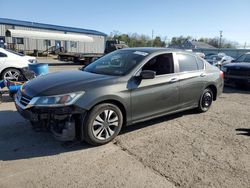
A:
[197,88,213,112]
[83,103,123,146]
[1,68,21,81]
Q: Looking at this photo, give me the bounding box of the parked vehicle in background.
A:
[195,52,205,58]
[221,52,250,87]
[0,48,36,81]
[15,48,224,146]
[205,54,234,68]
[58,40,128,64]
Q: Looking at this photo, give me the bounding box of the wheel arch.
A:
[206,84,217,101]
[0,67,22,78]
[91,99,127,126]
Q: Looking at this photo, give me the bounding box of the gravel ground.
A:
[0,63,249,188]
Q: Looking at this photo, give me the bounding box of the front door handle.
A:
[169,77,179,83]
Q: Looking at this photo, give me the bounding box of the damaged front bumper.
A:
[15,93,86,141]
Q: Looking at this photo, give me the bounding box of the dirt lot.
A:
[0,63,250,188]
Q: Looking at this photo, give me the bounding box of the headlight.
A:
[221,66,227,72]
[32,92,84,107]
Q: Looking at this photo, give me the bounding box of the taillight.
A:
[219,71,224,79]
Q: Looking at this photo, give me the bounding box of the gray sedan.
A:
[15,48,224,145]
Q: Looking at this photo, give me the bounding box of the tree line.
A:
[109,31,238,48]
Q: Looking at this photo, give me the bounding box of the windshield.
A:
[84,50,148,76]
[235,54,250,63]
[5,49,25,56]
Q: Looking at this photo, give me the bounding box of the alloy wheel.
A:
[92,109,119,140]
[3,69,20,81]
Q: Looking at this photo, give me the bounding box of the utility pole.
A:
[219,30,223,49]
[244,42,247,49]
[151,29,154,47]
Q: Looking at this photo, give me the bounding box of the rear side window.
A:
[196,58,204,70]
[177,53,198,72]
[0,52,7,57]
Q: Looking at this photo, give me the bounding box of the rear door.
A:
[176,53,206,108]
[130,53,180,122]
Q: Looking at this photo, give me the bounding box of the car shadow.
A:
[120,109,197,135]
[0,110,93,161]
[0,108,197,161]
[235,128,250,136]
[223,86,250,94]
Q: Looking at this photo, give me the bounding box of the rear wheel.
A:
[1,68,21,81]
[197,88,213,112]
[83,103,123,146]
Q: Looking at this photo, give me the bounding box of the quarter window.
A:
[177,53,198,72]
[142,53,174,75]
[196,58,204,70]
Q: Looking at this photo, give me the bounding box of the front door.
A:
[130,53,180,122]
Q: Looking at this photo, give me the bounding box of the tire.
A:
[197,88,213,112]
[1,68,21,81]
[83,103,123,146]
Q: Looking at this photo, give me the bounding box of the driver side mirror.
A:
[140,70,156,79]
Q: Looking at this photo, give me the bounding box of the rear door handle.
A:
[169,77,179,83]
[200,73,206,77]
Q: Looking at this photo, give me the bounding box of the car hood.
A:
[22,70,115,97]
[224,62,250,69]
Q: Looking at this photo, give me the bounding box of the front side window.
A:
[177,53,198,72]
[84,50,148,76]
[16,38,24,44]
[0,52,7,57]
[142,53,174,75]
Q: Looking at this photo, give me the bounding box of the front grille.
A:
[20,94,32,107]
[228,69,250,76]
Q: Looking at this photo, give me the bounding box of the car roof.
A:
[119,47,196,55]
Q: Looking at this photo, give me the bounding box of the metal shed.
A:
[0,18,107,54]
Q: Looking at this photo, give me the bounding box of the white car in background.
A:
[0,48,36,81]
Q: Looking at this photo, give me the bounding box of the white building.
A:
[0,18,107,54]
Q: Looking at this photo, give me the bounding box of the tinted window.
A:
[5,49,25,56]
[177,53,198,72]
[196,58,204,70]
[142,53,174,75]
[236,54,250,62]
[244,55,250,62]
[0,52,7,57]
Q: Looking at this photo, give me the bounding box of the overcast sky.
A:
[1,0,250,46]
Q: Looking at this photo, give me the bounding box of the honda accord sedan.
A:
[15,48,224,145]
